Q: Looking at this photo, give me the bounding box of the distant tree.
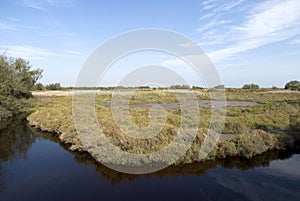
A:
[192,86,203,89]
[138,86,150,89]
[33,82,45,91]
[242,83,260,89]
[213,84,225,89]
[46,83,62,90]
[285,80,300,91]
[170,84,190,89]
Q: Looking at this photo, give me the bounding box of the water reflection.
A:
[0,120,299,201]
[33,127,300,184]
[0,118,36,192]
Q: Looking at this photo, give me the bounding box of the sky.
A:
[0,0,300,87]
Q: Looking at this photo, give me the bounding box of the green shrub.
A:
[0,55,42,119]
[235,130,276,158]
[33,82,45,91]
[242,83,259,89]
[46,83,62,90]
[285,80,300,91]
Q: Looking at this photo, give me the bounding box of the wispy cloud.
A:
[0,45,58,60]
[161,0,300,70]
[0,45,86,60]
[196,0,300,62]
[201,0,245,14]
[197,19,231,33]
[22,0,74,11]
[22,0,46,10]
[62,50,84,57]
[197,0,247,46]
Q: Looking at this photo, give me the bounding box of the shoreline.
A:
[28,118,299,170]
[27,125,300,181]
[26,90,300,166]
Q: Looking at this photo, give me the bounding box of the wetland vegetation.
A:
[28,88,300,164]
[1,55,299,167]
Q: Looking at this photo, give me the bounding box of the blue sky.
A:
[1,0,300,87]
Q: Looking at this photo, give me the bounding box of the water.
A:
[0,119,299,201]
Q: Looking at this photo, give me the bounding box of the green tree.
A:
[192,86,203,89]
[0,55,43,119]
[285,80,300,91]
[242,83,260,89]
[46,83,62,90]
[170,84,190,89]
[33,83,45,91]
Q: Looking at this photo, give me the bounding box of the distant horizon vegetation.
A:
[1,55,299,91]
[33,81,300,91]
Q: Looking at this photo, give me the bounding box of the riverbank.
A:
[27,89,300,165]
[26,126,300,183]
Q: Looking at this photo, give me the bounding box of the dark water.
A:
[0,119,299,201]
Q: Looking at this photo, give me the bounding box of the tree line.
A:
[33,82,300,91]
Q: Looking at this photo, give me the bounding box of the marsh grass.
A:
[27,90,300,163]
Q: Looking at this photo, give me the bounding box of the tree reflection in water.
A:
[0,118,36,191]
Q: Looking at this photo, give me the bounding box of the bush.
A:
[33,83,45,91]
[235,130,276,158]
[213,84,225,89]
[222,118,249,134]
[0,55,42,119]
[0,55,43,98]
[192,86,203,89]
[242,83,259,89]
[46,83,62,90]
[285,80,300,91]
[170,84,190,89]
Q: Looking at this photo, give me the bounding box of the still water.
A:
[0,119,299,201]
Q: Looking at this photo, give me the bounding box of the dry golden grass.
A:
[28,90,300,163]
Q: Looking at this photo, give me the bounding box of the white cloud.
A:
[197,19,231,33]
[221,0,245,11]
[0,45,87,60]
[22,0,47,10]
[201,0,300,62]
[201,0,245,15]
[22,0,74,10]
[0,45,57,60]
[234,0,300,39]
[197,0,246,47]
[163,0,300,68]
[63,50,84,57]
[208,39,263,62]
[199,13,215,21]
